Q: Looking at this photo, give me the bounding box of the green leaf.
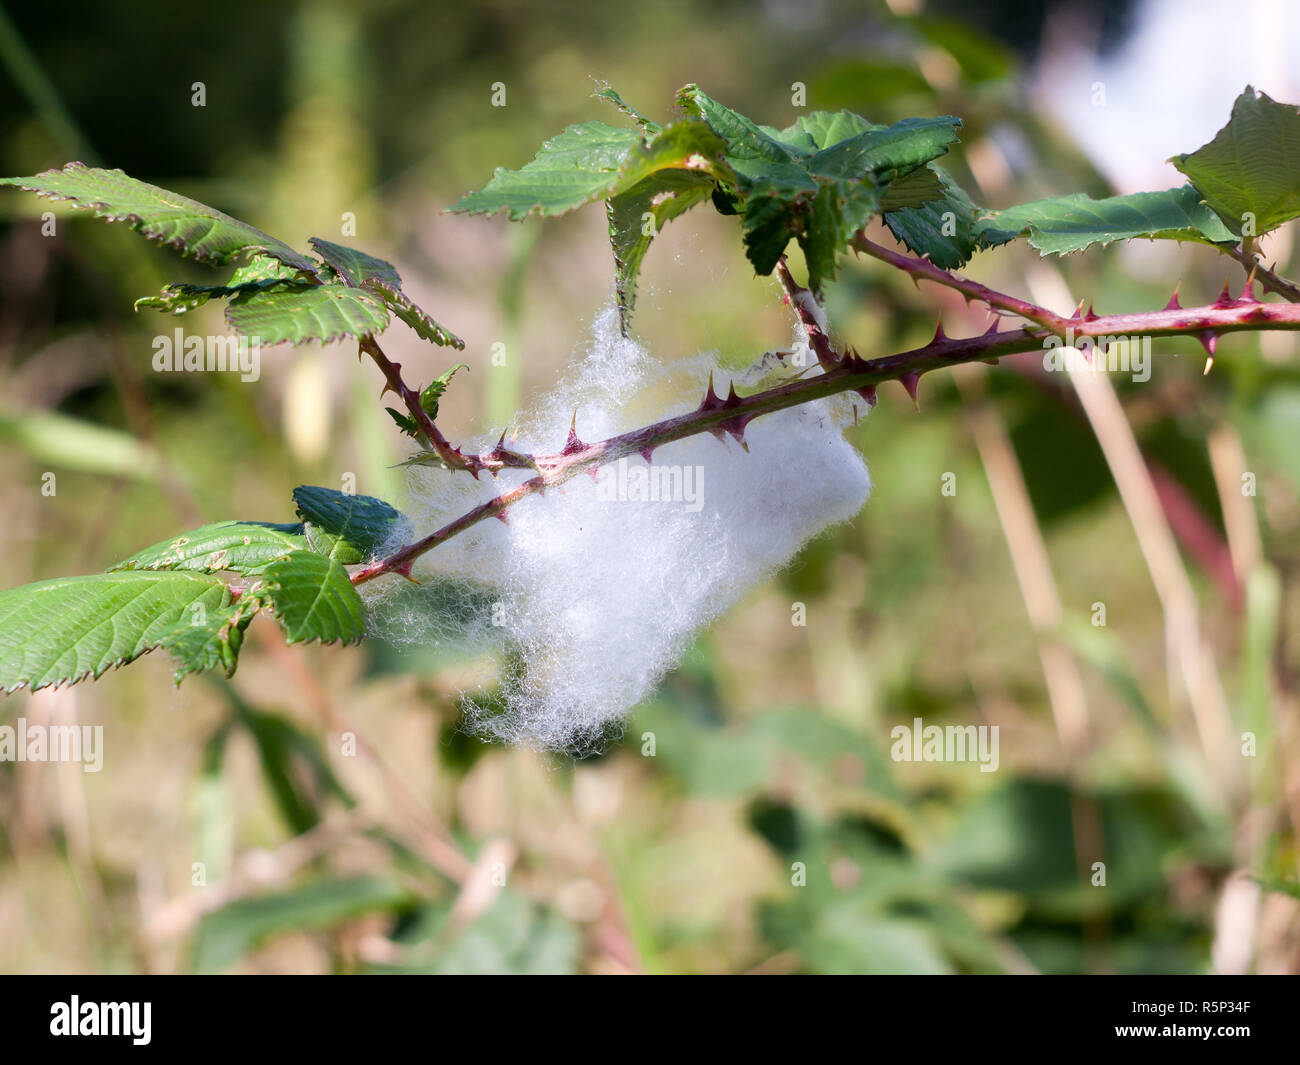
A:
[741,187,807,277]
[602,119,730,327]
[608,170,715,326]
[259,551,366,645]
[110,521,307,574]
[384,364,466,442]
[0,163,317,273]
[223,282,390,345]
[0,571,231,692]
[418,363,468,421]
[775,110,877,152]
[191,875,410,972]
[293,485,408,562]
[451,111,728,330]
[305,238,463,348]
[975,184,1238,255]
[676,84,797,166]
[449,121,643,219]
[884,166,983,268]
[678,89,957,287]
[797,179,881,290]
[307,236,402,288]
[157,601,249,682]
[135,277,305,316]
[594,84,661,135]
[301,523,372,565]
[878,165,946,213]
[369,282,464,348]
[807,115,961,181]
[385,407,419,437]
[1171,87,1300,236]
[614,118,729,190]
[229,256,307,284]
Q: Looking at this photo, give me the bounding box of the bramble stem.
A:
[1225,245,1300,303]
[775,258,839,368]
[850,233,1071,331]
[359,335,535,476]
[353,280,1300,585]
[359,335,485,476]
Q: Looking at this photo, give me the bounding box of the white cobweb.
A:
[363,304,871,755]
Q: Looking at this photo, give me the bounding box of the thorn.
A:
[1198,330,1219,357]
[1240,268,1259,302]
[724,381,741,408]
[1214,278,1234,306]
[932,320,947,343]
[585,466,600,481]
[563,412,582,454]
[700,372,722,411]
[857,385,878,408]
[1084,303,1099,321]
[1071,300,1086,320]
[484,430,509,477]
[394,563,419,584]
[983,318,1001,336]
[899,371,921,411]
[1203,355,1215,375]
[638,446,655,464]
[1163,284,1182,311]
[720,414,752,446]
[493,510,510,524]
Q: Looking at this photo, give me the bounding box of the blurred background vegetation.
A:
[0,0,1297,974]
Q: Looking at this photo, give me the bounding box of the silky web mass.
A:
[365,305,872,754]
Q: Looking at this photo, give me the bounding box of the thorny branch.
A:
[358,335,532,477]
[1225,245,1300,303]
[352,238,1300,586]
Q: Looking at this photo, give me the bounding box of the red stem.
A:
[851,233,1070,330]
[354,288,1300,585]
